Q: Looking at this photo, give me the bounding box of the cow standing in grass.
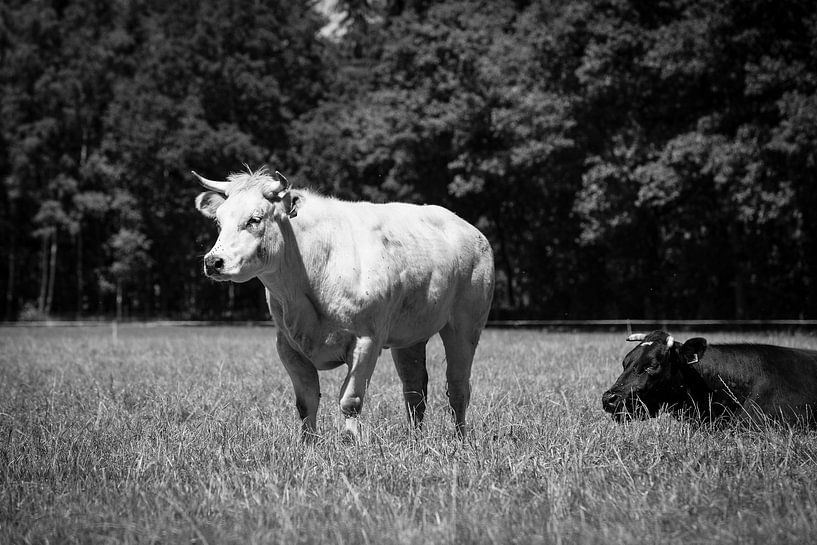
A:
[193,167,494,439]
[602,330,817,425]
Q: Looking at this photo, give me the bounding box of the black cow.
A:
[602,330,817,424]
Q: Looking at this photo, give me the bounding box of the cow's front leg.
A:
[277,332,321,440]
[339,336,382,440]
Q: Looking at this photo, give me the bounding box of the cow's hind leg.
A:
[391,340,429,428]
[439,319,483,438]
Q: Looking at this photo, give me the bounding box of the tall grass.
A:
[1,327,816,544]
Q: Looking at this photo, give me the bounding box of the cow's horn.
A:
[192,171,232,194]
[666,335,675,347]
[626,333,646,342]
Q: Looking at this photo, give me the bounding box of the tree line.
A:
[2,0,816,321]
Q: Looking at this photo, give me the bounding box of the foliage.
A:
[1,0,328,319]
[1,0,816,319]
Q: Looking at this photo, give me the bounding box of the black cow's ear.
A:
[680,337,707,364]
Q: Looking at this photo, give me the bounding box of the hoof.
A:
[342,417,363,443]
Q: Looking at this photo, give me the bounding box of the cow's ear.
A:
[195,191,225,219]
[680,337,707,365]
[271,191,298,220]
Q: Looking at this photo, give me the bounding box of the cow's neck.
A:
[677,346,751,417]
[257,217,324,338]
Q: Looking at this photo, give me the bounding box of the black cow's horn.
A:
[627,333,646,342]
[192,171,232,194]
[666,335,675,347]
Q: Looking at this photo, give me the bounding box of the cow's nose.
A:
[602,391,620,412]
[204,254,224,275]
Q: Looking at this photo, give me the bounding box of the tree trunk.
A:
[227,283,235,318]
[45,227,58,315]
[495,220,517,309]
[116,280,123,322]
[5,247,15,321]
[38,233,49,314]
[729,224,746,319]
[75,226,83,319]
[734,275,745,320]
[4,197,18,319]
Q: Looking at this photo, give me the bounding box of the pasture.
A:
[1,326,816,544]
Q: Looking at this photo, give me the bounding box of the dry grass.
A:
[1,326,816,544]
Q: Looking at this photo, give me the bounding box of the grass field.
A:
[2,326,817,544]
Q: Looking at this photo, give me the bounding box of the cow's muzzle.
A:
[204,254,225,276]
[602,390,619,412]
[602,390,638,422]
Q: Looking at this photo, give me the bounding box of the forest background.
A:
[1,0,816,322]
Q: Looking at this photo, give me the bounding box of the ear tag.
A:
[277,191,298,218]
[686,353,699,365]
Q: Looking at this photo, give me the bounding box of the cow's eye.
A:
[245,216,262,228]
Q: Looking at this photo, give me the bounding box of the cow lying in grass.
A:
[193,167,494,439]
[602,330,817,425]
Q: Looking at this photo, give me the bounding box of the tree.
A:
[106,228,152,320]
[1,0,129,318]
[2,0,816,320]
[568,0,817,318]
[1,0,330,319]
[295,1,584,316]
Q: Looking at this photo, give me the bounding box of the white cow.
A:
[193,167,494,438]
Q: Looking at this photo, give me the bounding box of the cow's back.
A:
[376,201,494,342]
[708,344,817,417]
[359,201,494,347]
[291,193,494,349]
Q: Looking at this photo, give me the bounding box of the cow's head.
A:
[193,167,298,282]
[602,330,708,422]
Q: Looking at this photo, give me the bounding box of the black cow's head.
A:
[602,330,708,422]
